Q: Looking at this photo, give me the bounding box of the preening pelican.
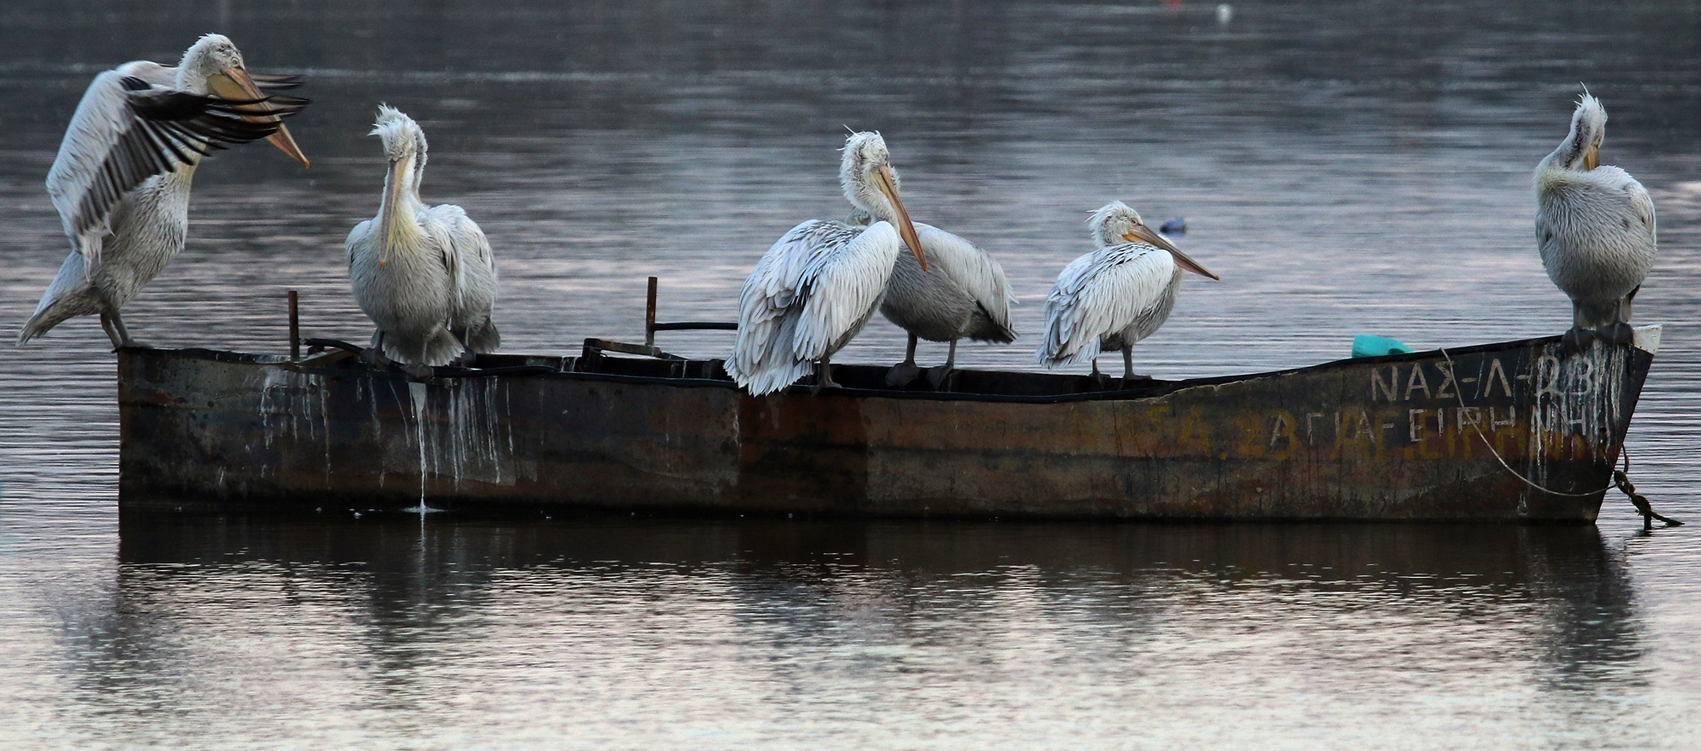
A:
[725,131,927,395]
[16,33,309,349]
[1036,201,1219,384]
[1533,90,1656,352]
[846,208,1017,388]
[346,106,499,371]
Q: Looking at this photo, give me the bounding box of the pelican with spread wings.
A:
[726,131,927,395]
[17,33,309,349]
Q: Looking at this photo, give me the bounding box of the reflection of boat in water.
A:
[116,510,1632,589]
[117,325,1658,521]
[109,510,1644,699]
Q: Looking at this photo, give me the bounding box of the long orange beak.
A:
[872,164,927,273]
[206,67,310,167]
[1583,143,1599,171]
[1124,224,1219,280]
[376,153,409,268]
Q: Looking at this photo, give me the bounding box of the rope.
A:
[1438,348,1610,497]
[1438,347,1680,526]
[1614,458,1684,527]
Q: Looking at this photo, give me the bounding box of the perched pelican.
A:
[725,131,927,395]
[845,208,1017,389]
[1534,90,1656,352]
[16,33,309,349]
[346,106,499,371]
[1036,201,1219,384]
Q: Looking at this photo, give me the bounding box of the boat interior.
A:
[149,327,1572,403]
[268,336,1179,400]
[142,277,1581,402]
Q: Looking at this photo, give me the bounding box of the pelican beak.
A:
[1583,143,1599,171]
[873,164,927,273]
[377,153,408,268]
[206,67,310,167]
[1123,224,1220,280]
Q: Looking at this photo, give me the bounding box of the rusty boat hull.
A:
[117,327,1659,521]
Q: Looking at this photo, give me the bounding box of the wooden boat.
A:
[116,304,1660,521]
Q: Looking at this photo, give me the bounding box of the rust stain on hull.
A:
[118,330,1657,521]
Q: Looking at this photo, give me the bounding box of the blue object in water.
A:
[1352,335,1413,358]
[1159,217,1186,234]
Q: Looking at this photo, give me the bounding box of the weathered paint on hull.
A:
[117,328,1657,521]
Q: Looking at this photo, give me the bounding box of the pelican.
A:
[1036,201,1219,385]
[845,208,1017,388]
[1534,90,1656,353]
[346,106,499,372]
[725,131,927,395]
[16,33,309,349]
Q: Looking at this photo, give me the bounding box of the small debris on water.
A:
[1160,217,1186,234]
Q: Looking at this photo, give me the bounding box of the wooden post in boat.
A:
[288,290,300,361]
[645,276,658,348]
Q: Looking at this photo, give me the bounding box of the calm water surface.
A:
[2,1,1700,748]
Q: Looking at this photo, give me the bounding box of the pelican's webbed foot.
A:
[1087,359,1111,391]
[100,310,141,351]
[361,346,393,370]
[811,359,840,394]
[401,363,436,381]
[1560,326,1596,357]
[924,364,954,390]
[448,331,479,368]
[362,331,396,371]
[1596,322,1635,347]
[885,361,922,388]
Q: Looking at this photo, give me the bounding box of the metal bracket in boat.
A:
[582,338,685,360]
[585,276,737,362]
[643,275,736,348]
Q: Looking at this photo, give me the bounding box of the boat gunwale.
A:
[117,330,1630,406]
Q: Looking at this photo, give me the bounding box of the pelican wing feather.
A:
[1535,164,1659,305]
[1595,166,1658,241]
[728,219,898,394]
[423,203,499,335]
[794,222,901,359]
[1036,243,1176,367]
[345,219,372,270]
[913,222,1018,339]
[46,69,308,269]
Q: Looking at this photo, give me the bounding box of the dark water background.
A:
[3,1,1700,748]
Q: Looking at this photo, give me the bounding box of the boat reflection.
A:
[107,509,1642,695]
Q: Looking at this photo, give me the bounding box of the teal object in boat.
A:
[1352,335,1413,358]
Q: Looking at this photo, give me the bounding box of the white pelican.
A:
[346,106,499,371]
[1036,201,1219,385]
[16,33,309,349]
[1533,90,1656,352]
[846,208,1017,388]
[725,131,927,395]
